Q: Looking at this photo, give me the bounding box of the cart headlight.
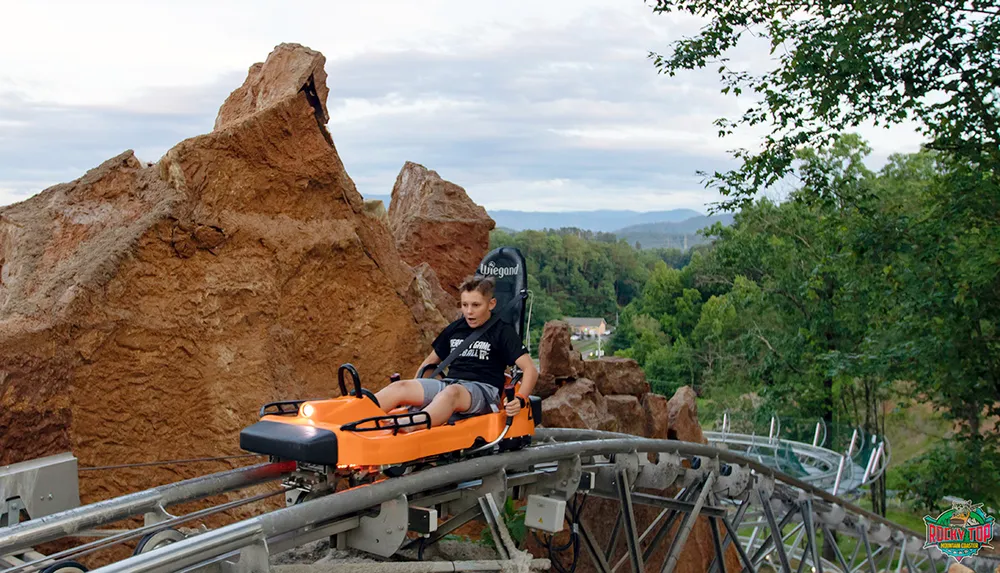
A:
[301,403,315,417]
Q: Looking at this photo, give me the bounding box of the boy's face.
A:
[460,290,497,328]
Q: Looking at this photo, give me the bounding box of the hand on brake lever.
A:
[503,397,522,417]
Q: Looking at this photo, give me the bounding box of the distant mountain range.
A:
[364,194,732,249]
[487,209,705,232]
[615,214,735,249]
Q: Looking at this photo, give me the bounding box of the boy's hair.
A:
[459,275,496,299]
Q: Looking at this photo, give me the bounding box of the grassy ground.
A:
[884,400,951,472]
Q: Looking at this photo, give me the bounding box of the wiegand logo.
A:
[479,260,520,279]
[923,500,995,563]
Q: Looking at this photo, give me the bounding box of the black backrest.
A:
[477,247,527,340]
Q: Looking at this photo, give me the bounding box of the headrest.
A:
[477,246,527,338]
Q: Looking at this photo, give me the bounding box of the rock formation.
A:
[582,356,650,398]
[535,319,583,398]
[388,161,495,297]
[535,319,738,572]
[0,44,466,511]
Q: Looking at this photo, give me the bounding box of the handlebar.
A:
[338,363,363,399]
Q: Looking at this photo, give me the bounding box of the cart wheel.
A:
[133,527,186,555]
[287,489,330,505]
[383,465,408,478]
[41,561,88,573]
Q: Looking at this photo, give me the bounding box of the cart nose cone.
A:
[240,420,338,466]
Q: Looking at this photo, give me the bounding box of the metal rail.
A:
[705,417,890,495]
[2,431,992,572]
[0,461,293,556]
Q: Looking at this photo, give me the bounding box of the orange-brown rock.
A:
[582,356,650,397]
[604,394,645,436]
[0,44,461,515]
[534,371,561,399]
[538,320,583,390]
[642,392,670,439]
[405,262,459,331]
[540,378,615,431]
[214,42,330,132]
[388,161,495,297]
[667,385,707,444]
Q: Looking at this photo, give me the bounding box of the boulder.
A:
[388,161,495,297]
[581,356,650,397]
[214,42,330,132]
[641,392,670,440]
[533,372,561,400]
[540,378,615,431]
[405,262,459,330]
[667,385,706,444]
[538,320,583,382]
[604,394,645,436]
[0,44,467,512]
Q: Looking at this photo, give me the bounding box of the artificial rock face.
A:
[535,320,584,398]
[388,161,495,298]
[0,43,462,506]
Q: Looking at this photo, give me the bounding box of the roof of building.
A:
[564,317,607,327]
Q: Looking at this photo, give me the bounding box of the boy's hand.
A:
[504,397,522,416]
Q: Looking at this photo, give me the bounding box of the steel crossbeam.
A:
[662,472,716,573]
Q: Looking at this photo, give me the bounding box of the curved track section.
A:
[0,430,991,573]
[704,429,888,495]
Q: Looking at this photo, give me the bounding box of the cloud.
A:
[0,1,924,212]
[0,86,226,205]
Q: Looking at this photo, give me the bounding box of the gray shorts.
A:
[416,378,501,416]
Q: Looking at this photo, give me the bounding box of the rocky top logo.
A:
[924,500,995,563]
[479,260,520,279]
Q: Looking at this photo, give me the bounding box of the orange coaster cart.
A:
[239,247,539,483]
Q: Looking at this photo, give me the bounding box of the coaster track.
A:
[0,428,993,573]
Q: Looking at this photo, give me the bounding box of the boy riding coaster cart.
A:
[239,247,542,491]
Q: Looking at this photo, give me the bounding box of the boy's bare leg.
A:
[373,380,471,430]
[422,384,472,427]
[374,380,425,412]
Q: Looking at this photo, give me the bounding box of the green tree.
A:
[648,0,1000,209]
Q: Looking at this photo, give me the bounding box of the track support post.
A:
[222,535,270,573]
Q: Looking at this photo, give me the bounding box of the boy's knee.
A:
[439,384,468,406]
[396,379,421,391]
[379,379,422,399]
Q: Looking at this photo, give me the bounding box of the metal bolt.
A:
[48,494,53,500]
[385,528,393,535]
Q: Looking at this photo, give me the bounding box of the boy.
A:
[374,275,538,428]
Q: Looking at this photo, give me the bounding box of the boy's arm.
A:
[513,353,538,398]
[414,350,442,379]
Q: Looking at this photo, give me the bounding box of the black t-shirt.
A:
[431,317,529,391]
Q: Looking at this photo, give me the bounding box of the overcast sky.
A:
[0,1,924,212]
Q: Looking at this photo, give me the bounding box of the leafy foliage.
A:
[613,136,1000,512]
[648,0,1000,210]
[480,497,527,549]
[489,228,691,349]
[897,439,1000,513]
[636,0,1000,515]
